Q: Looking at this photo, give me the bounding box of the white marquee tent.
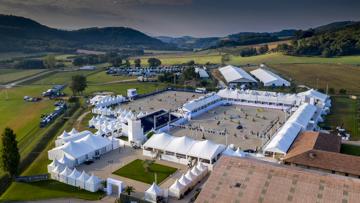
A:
[218,65,257,84]
[67,168,81,186]
[144,183,163,203]
[250,68,290,87]
[76,171,90,189]
[85,174,103,192]
[169,179,186,199]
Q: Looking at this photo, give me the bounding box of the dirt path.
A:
[75,110,91,130]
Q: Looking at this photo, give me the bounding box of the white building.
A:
[218,65,257,85]
[182,92,222,118]
[250,68,290,87]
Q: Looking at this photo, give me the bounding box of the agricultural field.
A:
[137,52,360,66]
[0,69,45,84]
[269,64,360,95]
[29,70,100,85]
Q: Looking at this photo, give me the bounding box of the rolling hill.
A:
[0,14,175,52]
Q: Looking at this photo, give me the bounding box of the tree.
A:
[147,58,161,67]
[43,55,56,69]
[182,67,197,81]
[111,57,122,67]
[125,59,131,67]
[258,45,269,54]
[186,60,195,66]
[1,127,20,178]
[124,186,135,196]
[142,160,154,173]
[221,54,230,65]
[70,75,87,95]
[134,58,141,67]
[339,88,347,95]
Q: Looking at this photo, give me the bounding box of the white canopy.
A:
[69,128,79,135]
[164,136,196,155]
[143,133,173,151]
[169,179,186,199]
[287,103,317,130]
[250,68,290,87]
[182,92,221,113]
[145,183,163,202]
[58,130,70,139]
[85,174,102,192]
[76,171,90,188]
[67,168,81,186]
[59,166,72,183]
[178,174,191,188]
[187,140,225,161]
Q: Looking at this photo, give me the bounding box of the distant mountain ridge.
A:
[0,14,175,52]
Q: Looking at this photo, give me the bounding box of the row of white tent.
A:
[143,133,225,164]
[89,116,120,132]
[168,162,208,199]
[263,103,318,155]
[182,92,222,113]
[90,95,126,108]
[221,146,247,157]
[48,160,102,192]
[92,106,147,119]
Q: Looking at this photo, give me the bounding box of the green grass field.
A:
[0,69,45,84]
[138,52,360,66]
[113,159,177,184]
[30,70,99,85]
[323,96,359,140]
[341,144,360,156]
[0,180,104,201]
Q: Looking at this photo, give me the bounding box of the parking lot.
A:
[115,90,202,114]
[170,105,286,150]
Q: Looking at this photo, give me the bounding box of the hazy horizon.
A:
[0,0,360,37]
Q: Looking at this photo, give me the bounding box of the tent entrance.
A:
[106,178,123,197]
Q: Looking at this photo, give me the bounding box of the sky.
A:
[0,0,360,37]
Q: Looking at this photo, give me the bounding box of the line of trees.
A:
[1,128,20,178]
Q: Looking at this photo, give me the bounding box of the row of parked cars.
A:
[106,66,184,77]
[40,101,67,128]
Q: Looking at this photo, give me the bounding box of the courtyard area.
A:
[170,104,286,150]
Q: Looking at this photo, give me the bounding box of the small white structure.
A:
[51,165,64,180]
[169,179,186,199]
[76,171,90,189]
[85,174,103,192]
[218,65,257,85]
[67,168,81,186]
[127,115,145,144]
[145,183,163,203]
[106,178,124,197]
[127,89,138,99]
[59,166,72,183]
[79,65,96,70]
[178,174,192,191]
[195,67,209,78]
[250,68,290,87]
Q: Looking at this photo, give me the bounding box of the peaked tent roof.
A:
[250,68,290,86]
[143,133,174,150]
[187,140,225,160]
[219,65,257,83]
[164,136,196,154]
[146,183,163,195]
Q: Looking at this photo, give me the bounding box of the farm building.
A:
[250,68,290,87]
[143,133,225,165]
[283,131,360,178]
[218,65,257,85]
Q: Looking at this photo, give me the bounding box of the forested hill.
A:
[289,22,360,57]
[0,14,175,52]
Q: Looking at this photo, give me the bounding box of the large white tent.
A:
[218,65,257,84]
[250,68,290,87]
[59,166,72,183]
[143,134,225,165]
[144,183,163,203]
[76,171,90,189]
[182,92,222,114]
[48,133,112,167]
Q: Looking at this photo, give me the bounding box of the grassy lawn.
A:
[323,96,360,140]
[0,180,104,201]
[113,159,177,184]
[138,52,360,66]
[0,69,45,84]
[341,144,360,156]
[87,71,136,84]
